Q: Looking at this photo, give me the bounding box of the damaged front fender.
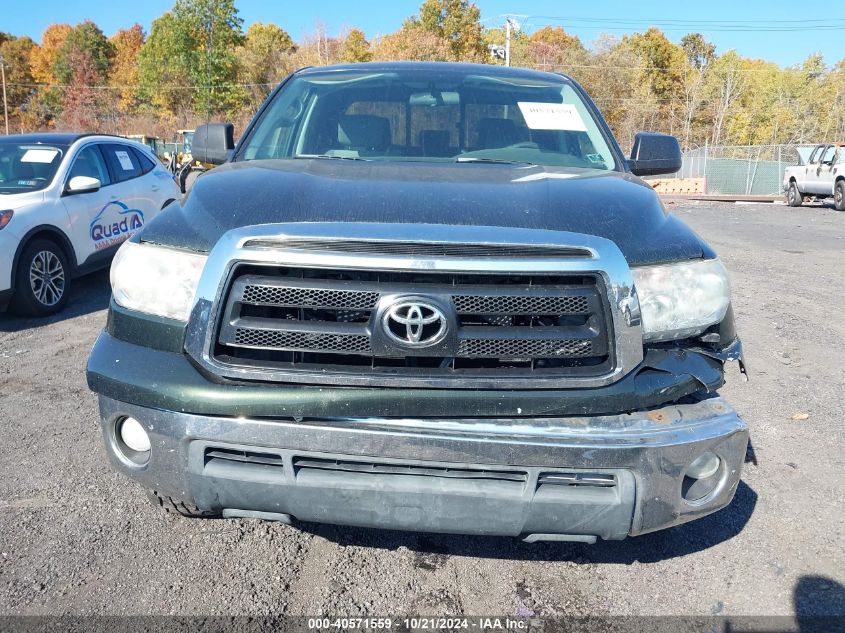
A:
[88,331,738,419]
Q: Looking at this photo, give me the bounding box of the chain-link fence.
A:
[677,144,805,196]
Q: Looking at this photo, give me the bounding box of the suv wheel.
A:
[835,181,845,211]
[787,181,804,207]
[12,239,71,316]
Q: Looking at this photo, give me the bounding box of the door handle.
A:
[109,194,119,200]
[151,185,160,192]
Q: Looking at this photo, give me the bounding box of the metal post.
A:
[505,19,511,67]
[0,55,8,136]
[703,141,708,193]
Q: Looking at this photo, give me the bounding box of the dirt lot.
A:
[0,201,843,619]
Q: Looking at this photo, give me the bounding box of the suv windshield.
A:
[0,142,67,194]
[239,68,618,170]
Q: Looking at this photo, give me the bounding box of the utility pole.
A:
[505,19,512,67]
[504,18,520,68]
[0,54,8,136]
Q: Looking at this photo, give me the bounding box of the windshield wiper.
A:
[455,156,533,165]
[294,154,370,161]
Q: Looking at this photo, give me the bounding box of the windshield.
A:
[239,68,618,170]
[0,142,66,194]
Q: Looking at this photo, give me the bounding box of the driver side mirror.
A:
[65,175,101,195]
[193,123,235,165]
[628,132,682,177]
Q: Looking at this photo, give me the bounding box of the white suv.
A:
[0,133,181,316]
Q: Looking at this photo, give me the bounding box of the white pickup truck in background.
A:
[784,142,845,210]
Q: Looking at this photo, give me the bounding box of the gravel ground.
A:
[0,201,843,618]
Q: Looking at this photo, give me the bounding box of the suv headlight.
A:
[632,259,731,341]
[110,241,207,321]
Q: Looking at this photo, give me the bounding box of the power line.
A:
[531,16,845,25]
[528,15,845,32]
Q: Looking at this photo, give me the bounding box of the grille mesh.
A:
[458,338,593,358]
[234,328,372,353]
[453,294,589,314]
[241,284,379,309]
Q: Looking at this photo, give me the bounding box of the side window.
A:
[821,146,836,164]
[131,146,157,175]
[103,143,142,182]
[68,145,111,186]
[808,146,824,165]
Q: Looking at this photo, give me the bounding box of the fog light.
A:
[119,417,151,453]
[686,450,720,479]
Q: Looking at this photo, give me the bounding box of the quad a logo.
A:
[89,201,145,251]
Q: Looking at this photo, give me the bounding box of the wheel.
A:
[787,181,804,207]
[835,180,845,211]
[12,239,71,316]
[145,489,219,518]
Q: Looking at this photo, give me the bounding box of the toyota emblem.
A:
[382,299,448,347]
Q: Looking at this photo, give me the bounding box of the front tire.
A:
[12,239,71,316]
[787,181,804,207]
[834,180,845,211]
[145,489,219,519]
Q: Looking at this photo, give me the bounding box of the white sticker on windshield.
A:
[115,150,134,171]
[517,102,587,132]
[21,148,60,163]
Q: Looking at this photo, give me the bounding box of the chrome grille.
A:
[213,266,613,384]
[242,238,592,259]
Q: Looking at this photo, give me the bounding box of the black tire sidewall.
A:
[835,181,845,211]
[788,182,803,207]
[12,239,71,316]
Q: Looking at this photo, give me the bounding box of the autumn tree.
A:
[53,20,114,84]
[341,29,372,63]
[109,24,145,113]
[56,51,102,130]
[678,33,716,148]
[25,24,72,128]
[413,0,484,61]
[371,22,451,62]
[526,26,586,71]
[681,32,716,70]
[30,24,71,84]
[137,13,189,117]
[237,22,295,108]
[139,0,245,119]
[289,22,343,68]
[530,26,581,50]
[624,27,685,101]
[0,35,37,131]
[708,50,747,146]
[572,35,640,145]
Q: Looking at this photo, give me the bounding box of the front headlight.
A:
[632,259,731,341]
[110,241,207,321]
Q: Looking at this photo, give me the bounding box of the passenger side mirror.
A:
[65,175,101,195]
[628,132,682,177]
[193,123,235,165]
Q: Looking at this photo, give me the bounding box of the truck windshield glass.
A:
[0,142,66,194]
[239,69,618,170]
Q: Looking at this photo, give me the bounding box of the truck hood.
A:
[142,159,713,266]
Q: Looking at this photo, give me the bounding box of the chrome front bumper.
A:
[97,395,748,541]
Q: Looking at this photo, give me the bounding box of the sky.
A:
[2,0,845,68]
